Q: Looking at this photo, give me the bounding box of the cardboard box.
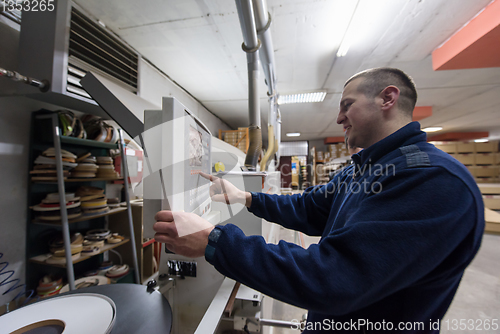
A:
[329,151,341,159]
[485,208,500,233]
[475,153,498,165]
[474,177,500,184]
[473,166,500,178]
[483,195,500,210]
[238,129,247,139]
[475,141,499,153]
[327,144,338,155]
[477,183,500,195]
[316,151,324,161]
[455,154,475,166]
[434,142,456,154]
[457,142,475,153]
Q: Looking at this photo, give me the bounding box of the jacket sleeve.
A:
[248,169,352,236]
[207,166,482,315]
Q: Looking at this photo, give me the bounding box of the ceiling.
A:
[74,0,500,142]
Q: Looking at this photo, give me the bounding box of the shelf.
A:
[32,207,127,225]
[33,177,123,183]
[29,238,130,268]
[59,136,119,149]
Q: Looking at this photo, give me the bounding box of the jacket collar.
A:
[351,122,427,174]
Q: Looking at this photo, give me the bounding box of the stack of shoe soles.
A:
[107,198,120,208]
[82,227,108,256]
[59,276,110,294]
[71,153,98,178]
[84,229,124,248]
[85,229,110,255]
[32,192,82,221]
[31,148,78,181]
[86,229,111,243]
[107,233,125,244]
[82,238,104,256]
[98,261,114,272]
[46,232,83,264]
[76,186,109,216]
[105,264,130,279]
[96,156,119,179]
[37,275,63,298]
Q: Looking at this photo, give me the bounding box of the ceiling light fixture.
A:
[474,139,488,143]
[278,92,327,104]
[422,127,443,132]
[286,133,301,137]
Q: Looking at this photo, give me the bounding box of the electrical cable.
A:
[108,249,122,265]
[0,253,36,311]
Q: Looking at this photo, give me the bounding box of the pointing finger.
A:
[200,172,216,182]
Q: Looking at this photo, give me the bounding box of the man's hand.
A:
[153,210,214,258]
[200,172,252,207]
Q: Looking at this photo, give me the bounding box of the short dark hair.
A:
[344,67,417,116]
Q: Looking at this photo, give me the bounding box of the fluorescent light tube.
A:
[278,92,326,104]
[422,127,443,132]
[286,133,301,137]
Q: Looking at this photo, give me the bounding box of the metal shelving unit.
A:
[26,110,140,291]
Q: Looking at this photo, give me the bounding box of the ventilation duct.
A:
[235,0,280,171]
[235,0,262,171]
[18,0,138,117]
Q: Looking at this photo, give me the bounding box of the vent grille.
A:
[66,62,93,99]
[1,5,22,24]
[68,8,138,94]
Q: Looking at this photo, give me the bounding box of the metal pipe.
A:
[275,104,282,165]
[253,0,281,170]
[45,113,75,290]
[252,0,276,96]
[118,129,141,284]
[0,66,50,92]
[260,318,300,329]
[235,0,263,170]
[235,0,260,50]
[247,52,261,128]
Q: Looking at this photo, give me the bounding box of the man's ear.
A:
[379,86,400,111]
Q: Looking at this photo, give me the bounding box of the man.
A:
[154,68,484,333]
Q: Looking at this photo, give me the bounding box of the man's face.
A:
[337,78,380,149]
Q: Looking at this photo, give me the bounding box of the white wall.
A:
[139,59,231,135]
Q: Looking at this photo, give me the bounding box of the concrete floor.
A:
[266,228,500,334]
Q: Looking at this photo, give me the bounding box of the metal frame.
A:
[118,129,140,284]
